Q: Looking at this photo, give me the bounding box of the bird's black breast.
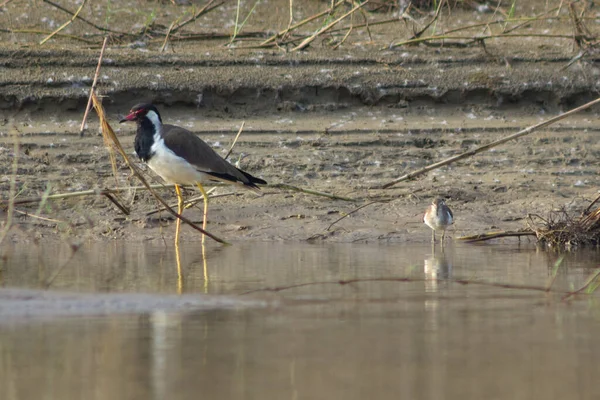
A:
[134,119,157,162]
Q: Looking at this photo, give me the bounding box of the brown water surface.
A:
[1,242,600,400]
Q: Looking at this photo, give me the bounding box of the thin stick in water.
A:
[561,268,600,301]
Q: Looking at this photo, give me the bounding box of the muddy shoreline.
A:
[1,45,599,117]
[2,1,600,245]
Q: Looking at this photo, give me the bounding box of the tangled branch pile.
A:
[529,201,600,248]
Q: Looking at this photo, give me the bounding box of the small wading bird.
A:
[423,198,454,243]
[120,103,267,243]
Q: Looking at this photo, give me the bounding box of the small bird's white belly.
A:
[424,211,453,231]
[147,138,211,185]
[424,219,450,231]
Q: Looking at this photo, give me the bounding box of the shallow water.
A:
[1,242,600,400]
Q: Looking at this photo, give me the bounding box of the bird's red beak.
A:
[119,112,136,123]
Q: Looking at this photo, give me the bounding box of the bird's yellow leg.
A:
[174,184,184,292]
[175,184,185,246]
[202,241,208,293]
[175,241,183,294]
[195,182,209,243]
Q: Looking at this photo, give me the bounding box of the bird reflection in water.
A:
[424,247,453,293]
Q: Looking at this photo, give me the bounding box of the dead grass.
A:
[1,0,597,57]
[457,199,600,249]
[529,201,600,248]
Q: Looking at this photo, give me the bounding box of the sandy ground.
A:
[1,0,600,245]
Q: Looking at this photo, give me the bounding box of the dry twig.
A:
[224,122,245,160]
[327,199,390,231]
[0,141,19,246]
[80,37,109,136]
[40,0,87,45]
[171,0,224,34]
[260,0,346,46]
[291,0,369,51]
[42,0,130,36]
[457,230,536,243]
[268,183,356,202]
[381,95,600,189]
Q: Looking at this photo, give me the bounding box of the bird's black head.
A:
[120,103,162,124]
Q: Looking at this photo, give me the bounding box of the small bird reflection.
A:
[423,248,453,293]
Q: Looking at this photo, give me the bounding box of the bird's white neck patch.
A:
[145,110,162,135]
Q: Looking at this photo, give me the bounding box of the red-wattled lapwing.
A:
[120,103,266,243]
[423,198,453,244]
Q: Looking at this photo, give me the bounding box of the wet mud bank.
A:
[2,41,600,244]
[1,47,600,117]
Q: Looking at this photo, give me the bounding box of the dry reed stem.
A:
[2,182,351,206]
[291,0,369,52]
[260,0,346,46]
[456,230,536,243]
[409,0,446,40]
[40,0,87,45]
[171,0,224,34]
[80,37,109,135]
[287,0,294,33]
[502,6,559,34]
[12,208,65,224]
[42,0,130,36]
[3,185,168,206]
[269,183,356,202]
[81,37,122,193]
[391,32,588,47]
[327,199,390,231]
[517,206,600,248]
[0,28,95,43]
[328,16,399,34]
[388,3,582,49]
[0,140,19,247]
[332,19,354,49]
[153,31,266,44]
[381,95,600,189]
[161,16,184,52]
[103,193,130,215]
[224,121,245,160]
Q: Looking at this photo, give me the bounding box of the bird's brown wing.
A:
[161,124,257,186]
